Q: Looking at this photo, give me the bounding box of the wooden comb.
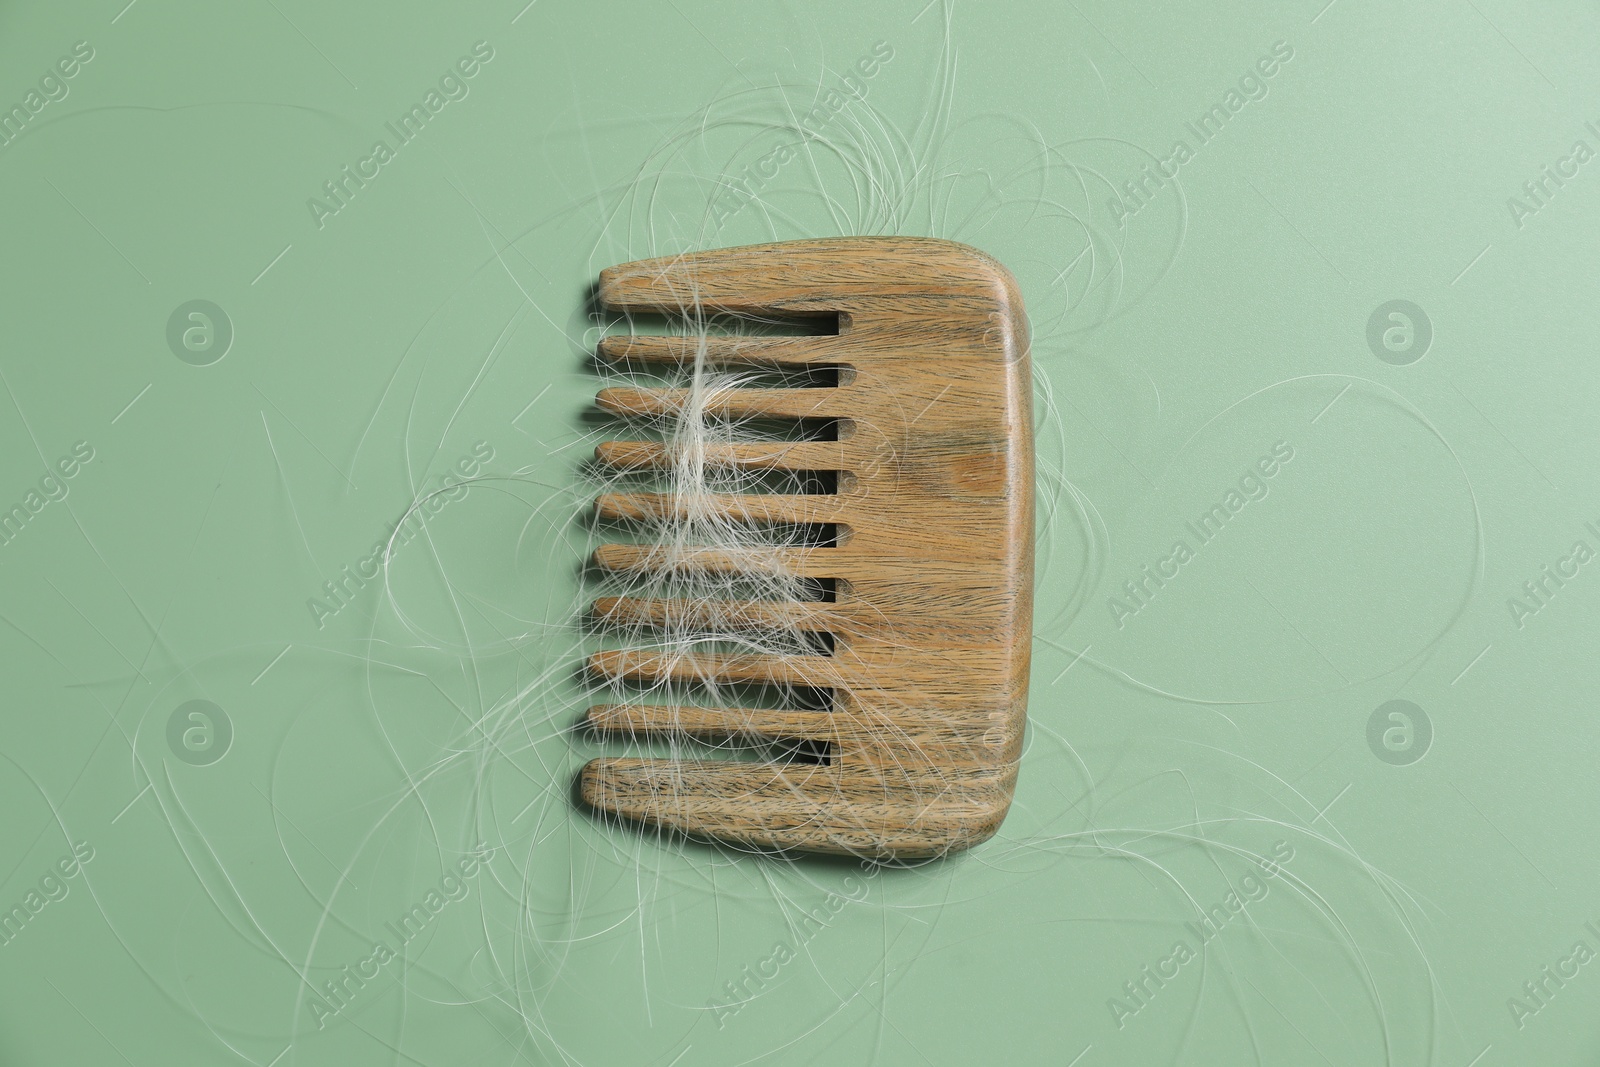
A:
[579,236,1033,859]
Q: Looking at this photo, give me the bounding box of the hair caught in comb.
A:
[580,236,1033,860]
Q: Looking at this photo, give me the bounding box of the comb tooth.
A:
[585,703,913,756]
[591,595,837,633]
[594,491,839,526]
[592,542,831,577]
[579,758,840,843]
[598,334,844,366]
[594,441,844,472]
[597,386,836,420]
[585,703,832,739]
[597,255,830,316]
[596,241,907,317]
[582,754,1015,857]
[587,649,837,688]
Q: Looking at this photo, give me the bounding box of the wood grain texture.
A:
[579,236,1033,859]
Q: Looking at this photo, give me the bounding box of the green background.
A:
[1,0,1596,1063]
